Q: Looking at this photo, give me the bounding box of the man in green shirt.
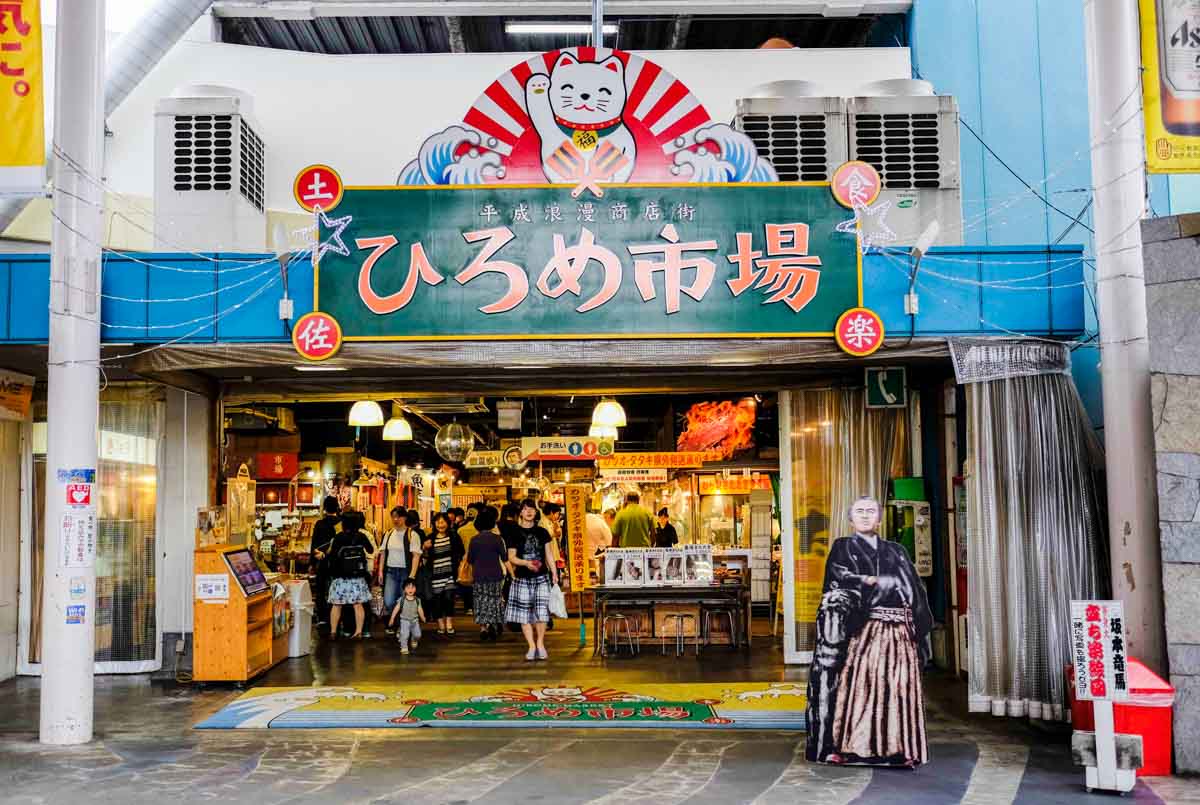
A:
[612,492,653,548]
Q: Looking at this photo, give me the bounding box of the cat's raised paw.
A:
[526,74,550,94]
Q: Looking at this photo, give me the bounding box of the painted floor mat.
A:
[196,681,807,730]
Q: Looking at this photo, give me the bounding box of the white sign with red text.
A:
[1070,600,1129,702]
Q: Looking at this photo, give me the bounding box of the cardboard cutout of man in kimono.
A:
[806,496,932,767]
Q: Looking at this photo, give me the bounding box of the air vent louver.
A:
[739,113,830,182]
[239,120,265,212]
[172,114,234,192]
[852,111,942,190]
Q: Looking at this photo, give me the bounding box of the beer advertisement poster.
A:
[1141,0,1200,172]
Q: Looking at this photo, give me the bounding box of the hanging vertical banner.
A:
[1140,0,1200,172]
[0,1,46,196]
[564,484,590,591]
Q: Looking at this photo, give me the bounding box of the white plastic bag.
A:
[548,584,568,619]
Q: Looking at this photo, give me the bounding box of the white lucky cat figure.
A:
[524,53,638,185]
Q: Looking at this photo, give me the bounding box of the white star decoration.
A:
[836,199,896,250]
[291,208,353,264]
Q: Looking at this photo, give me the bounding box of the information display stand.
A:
[193,546,285,682]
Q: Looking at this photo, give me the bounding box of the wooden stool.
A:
[661,613,696,657]
[601,613,638,657]
[701,607,737,654]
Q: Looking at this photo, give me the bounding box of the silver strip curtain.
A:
[784,387,909,656]
[966,372,1108,720]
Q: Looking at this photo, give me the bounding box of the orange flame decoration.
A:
[677,399,757,460]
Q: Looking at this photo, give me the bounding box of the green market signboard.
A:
[313,182,862,342]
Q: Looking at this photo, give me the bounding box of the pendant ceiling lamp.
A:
[434,421,475,463]
[591,397,626,428]
[348,400,384,427]
[382,403,413,441]
[588,423,618,440]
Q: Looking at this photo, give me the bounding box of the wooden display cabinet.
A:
[193,546,282,682]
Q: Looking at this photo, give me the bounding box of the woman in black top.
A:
[309,496,342,625]
[504,498,559,661]
[425,512,464,635]
[326,511,374,639]
[466,506,509,640]
[654,507,679,548]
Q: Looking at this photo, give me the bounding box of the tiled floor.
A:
[0,616,1191,804]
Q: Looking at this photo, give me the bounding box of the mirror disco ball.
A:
[435,422,475,463]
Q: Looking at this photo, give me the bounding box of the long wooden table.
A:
[590,582,751,656]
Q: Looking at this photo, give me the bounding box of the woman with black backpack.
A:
[327,511,374,640]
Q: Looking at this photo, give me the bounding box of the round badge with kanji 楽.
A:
[293,164,344,213]
[835,307,885,357]
[292,311,343,361]
[831,160,882,209]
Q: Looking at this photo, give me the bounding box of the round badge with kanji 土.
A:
[831,160,882,209]
[293,164,344,213]
[835,307,885,357]
[292,311,343,361]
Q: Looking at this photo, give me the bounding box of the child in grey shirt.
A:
[388,579,426,654]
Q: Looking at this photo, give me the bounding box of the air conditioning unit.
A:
[154,84,266,251]
[735,81,964,248]
[849,91,963,246]
[735,88,848,182]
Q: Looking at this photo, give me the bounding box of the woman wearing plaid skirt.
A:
[504,498,559,661]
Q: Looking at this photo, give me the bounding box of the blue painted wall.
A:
[907,0,1189,429]
[0,247,1084,345]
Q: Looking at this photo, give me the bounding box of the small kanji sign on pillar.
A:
[292,311,343,361]
[835,307,885,357]
[831,161,883,209]
[294,164,344,213]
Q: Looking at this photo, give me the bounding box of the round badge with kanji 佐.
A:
[831,160,882,209]
[834,307,885,357]
[293,164,344,213]
[292,311,343,361]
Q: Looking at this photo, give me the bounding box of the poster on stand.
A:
[644,548,666,585]
[663,548,686,585]
[604,549,627,586]
[806,496,932,767]
[622,549,646,586]
[684,545,713,584]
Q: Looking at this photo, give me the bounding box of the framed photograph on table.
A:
[604,548,627,586]
[623,549,646,586]
[644,548,665,585]
[663,548,685,585]
[684,545,713,585]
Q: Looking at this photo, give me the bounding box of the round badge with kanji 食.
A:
[292,311,343,361]
[835,307,885,357]
[293,164,344,213]
[831,160,882,209]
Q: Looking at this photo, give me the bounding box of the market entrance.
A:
[199,389,784,680]
[190,372,940,708]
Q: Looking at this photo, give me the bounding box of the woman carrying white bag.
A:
[504,498,560,661]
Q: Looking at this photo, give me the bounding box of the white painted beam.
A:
[212,0,910,19]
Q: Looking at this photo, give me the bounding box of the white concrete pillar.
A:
[1082,0,1166,673]
[40,0,106,745]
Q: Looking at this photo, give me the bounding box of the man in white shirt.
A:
[584,511,613,577]
[377,506,418,632]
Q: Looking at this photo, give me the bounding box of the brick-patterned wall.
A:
[1143,214,1200,773]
